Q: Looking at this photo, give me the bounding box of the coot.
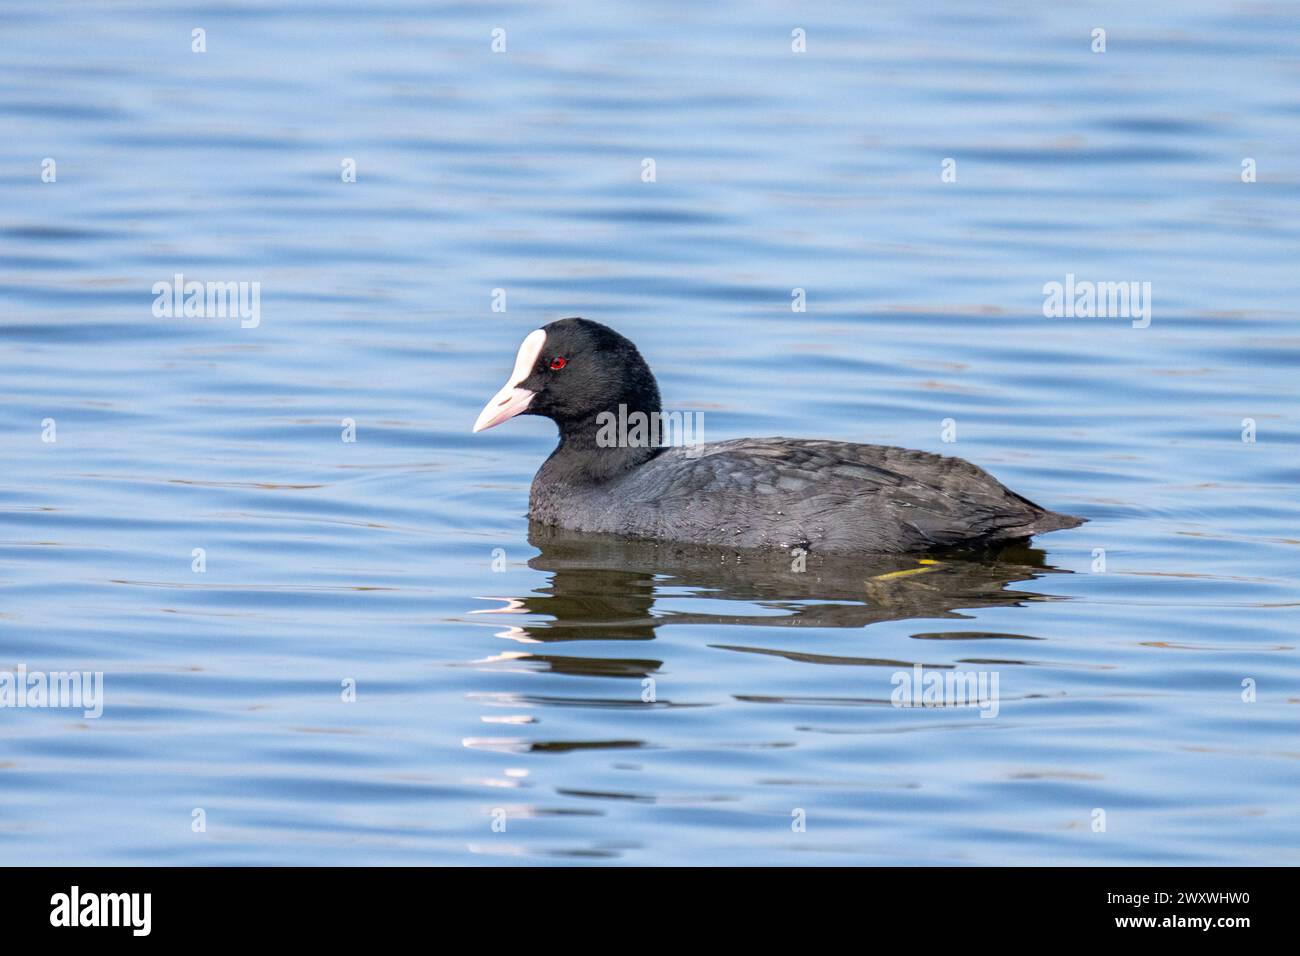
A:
[473,318,1084,555]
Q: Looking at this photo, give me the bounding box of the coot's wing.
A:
[644,438,1077,552]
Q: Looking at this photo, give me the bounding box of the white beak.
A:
[473,329,546,433]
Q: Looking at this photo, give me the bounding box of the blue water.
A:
[1,0,1298,864]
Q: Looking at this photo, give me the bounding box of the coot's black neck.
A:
[543,399,666,485]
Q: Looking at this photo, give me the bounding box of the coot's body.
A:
[530,437,1080,555]
[474,318,1083,555]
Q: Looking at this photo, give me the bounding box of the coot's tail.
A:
[982,486,1086,544]
[1017,507,1086,537]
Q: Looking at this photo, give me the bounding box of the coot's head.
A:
[473,318,660,434]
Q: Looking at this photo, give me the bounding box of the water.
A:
[1,0,1298,865]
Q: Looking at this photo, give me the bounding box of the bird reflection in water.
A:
[469,522,1072,682]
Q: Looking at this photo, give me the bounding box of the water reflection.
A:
[471,523,1071,667]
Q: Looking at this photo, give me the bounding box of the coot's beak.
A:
[473,328,546,433]
[473,385,536,433]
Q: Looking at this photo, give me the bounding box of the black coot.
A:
[473,318,1084,555]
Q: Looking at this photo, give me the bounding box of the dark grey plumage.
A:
[477,318,1085,555]
[530,437,1082,554]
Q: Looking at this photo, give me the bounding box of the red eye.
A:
[549,356,567,370]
